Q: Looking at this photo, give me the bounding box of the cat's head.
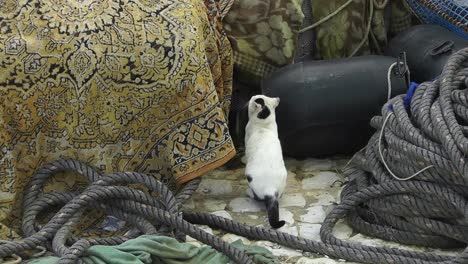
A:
[248,95,280,122]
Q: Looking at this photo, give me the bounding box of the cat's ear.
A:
[254,102,262,109]
[273,97,280,108]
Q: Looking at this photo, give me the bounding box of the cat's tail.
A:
[264,195,286,229]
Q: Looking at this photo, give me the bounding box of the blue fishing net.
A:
[405,0,468,39]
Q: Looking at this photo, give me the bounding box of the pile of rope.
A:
[1,49,467,264]
[343,46,468,252]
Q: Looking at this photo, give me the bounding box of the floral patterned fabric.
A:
[223,0,305,83]
[225,0,415,85]
[311,0,415,59]
[0,0,235,238]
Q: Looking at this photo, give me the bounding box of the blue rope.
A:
[404,82,420,110]
[387,82,420,113]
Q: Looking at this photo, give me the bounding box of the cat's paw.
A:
[246,187,255,199]
[241,155,247,164]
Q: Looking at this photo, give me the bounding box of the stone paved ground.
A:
[183,154,461,263]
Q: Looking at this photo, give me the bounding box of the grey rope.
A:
[2,48,468,264]
[342,47,468,259]
[11,160,252,264]
[218,0,235,19]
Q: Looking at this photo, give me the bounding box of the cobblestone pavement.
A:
[183,154,461,263]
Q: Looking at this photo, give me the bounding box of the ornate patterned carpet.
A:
[0,0,235,237]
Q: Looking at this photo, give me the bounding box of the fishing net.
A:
[405,0,468,39]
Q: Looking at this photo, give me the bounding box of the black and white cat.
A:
[244,95,287,229]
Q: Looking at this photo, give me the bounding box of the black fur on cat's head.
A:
[254,98,271,119]
[247,95,280,121]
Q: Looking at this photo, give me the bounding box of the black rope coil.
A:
[0,48,467,264]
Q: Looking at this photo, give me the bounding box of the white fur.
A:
[244,95,287,200]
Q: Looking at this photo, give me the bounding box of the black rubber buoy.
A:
[261,55,408,158]
[385,24,468,83]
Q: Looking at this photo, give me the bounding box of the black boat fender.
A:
[385,24,468,83]
[261,55,408,158]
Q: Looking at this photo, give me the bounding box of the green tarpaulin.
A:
[29,235,279,264]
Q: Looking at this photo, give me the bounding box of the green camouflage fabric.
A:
[224,0,415,85]
[223,0,305,84]
[312,0,415,59]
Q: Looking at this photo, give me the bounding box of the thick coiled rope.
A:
[1,48,468,264]
[9,159,252,264]
[340,45,468,255]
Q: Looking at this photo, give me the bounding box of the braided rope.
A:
[1,48,468,264]
[8,160,252,263]
[340,47,468,260]
[217,0,235,19]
